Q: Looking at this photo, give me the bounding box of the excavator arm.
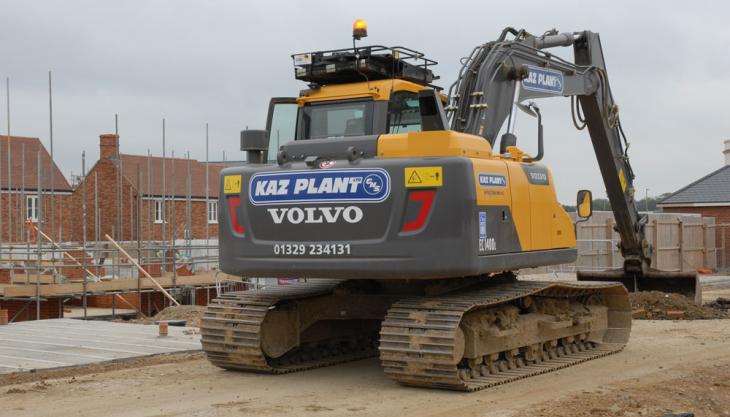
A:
[447,28,699,301]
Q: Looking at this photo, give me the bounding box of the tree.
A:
[563,192,671,213]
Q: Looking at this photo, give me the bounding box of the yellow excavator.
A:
[201,22,698,391]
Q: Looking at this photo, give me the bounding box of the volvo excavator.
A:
[200,23,699,391]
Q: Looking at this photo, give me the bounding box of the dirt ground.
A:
[130,305,207,327]
[631,291,729,319]
[1,319,729,417]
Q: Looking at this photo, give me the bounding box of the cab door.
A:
[265,97,298,161]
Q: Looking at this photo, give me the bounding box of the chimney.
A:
[725,139,730,166]
[100,134,119,160]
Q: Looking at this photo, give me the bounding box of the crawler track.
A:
[200,280,379,373]
[201,279,631,391]
[379,280,631,391]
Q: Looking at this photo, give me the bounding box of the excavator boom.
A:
[447,28,699,301]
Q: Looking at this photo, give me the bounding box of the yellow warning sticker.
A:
[405,166,443,187]
[618,169,627,192]
[223,175,242,194]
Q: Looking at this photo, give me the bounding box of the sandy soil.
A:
[1,319,729,417]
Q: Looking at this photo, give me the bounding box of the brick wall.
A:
[66,158,140,242]
[0,192,74,243]
[194,287,216,306]
[63,157,218,243]
[70,292,167,315]
[139,199,219,242]
[663,206,730,269]
[79,288,216,314]
[0,134,220,244]
[0,298,63,322]
[59,250,104,279]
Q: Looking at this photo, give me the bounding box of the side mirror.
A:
[241,129,269,164]
[576,189,593,219]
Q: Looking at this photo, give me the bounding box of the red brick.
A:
[666,310,686,319]
[176,265,194,276]
[142,263,162,277]
[1,133,223,244]
[59,250,104,280]
[194,287,217,306]
[99,134,119,160]
[0,299,63,322]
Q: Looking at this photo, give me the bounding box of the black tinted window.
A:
[387,92,421,133]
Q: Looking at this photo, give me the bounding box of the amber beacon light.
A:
[352,19,368,40]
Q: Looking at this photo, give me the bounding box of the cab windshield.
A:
[300,100,373,139]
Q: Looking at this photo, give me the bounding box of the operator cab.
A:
[262,42,442,162]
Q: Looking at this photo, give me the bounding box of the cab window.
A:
[267,100,298,159]
[301,100,373,139]
[387,91,421,133]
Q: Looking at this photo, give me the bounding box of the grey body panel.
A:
[218,156,576,280]
[281,136,379,161]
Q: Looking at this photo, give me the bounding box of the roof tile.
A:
[0,135,72,191]
[659,165,730,205]
[119,154,227,198]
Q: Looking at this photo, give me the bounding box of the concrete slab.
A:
[0,318,201,374]
[701,275,730,289]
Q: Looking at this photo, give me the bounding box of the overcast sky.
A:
[1,1,728,203]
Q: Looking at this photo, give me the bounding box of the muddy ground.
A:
[1,319,729,417]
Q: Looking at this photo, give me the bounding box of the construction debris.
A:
[630,291,728,320]
[704,297,730,311]
[132,305,206,327]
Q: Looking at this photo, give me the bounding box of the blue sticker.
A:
[249,169,390,205]
[479,212,487,238]
[478,174,507,187]
[522,66,564,95]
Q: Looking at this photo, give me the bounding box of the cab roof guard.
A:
[291,45,439,87]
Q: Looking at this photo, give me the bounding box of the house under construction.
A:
[0,133,245,323]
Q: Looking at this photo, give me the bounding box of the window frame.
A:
[154,199,164,224]
[26,195,39,222]
[207,200,218,224]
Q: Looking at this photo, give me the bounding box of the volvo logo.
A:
[266,206,364,224]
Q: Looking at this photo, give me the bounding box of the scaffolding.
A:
[0,110,239,322]
[0,237,246,322]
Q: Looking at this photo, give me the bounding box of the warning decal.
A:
[224,175,242,194]
[404,167,443,188]
[618,168,627,192]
